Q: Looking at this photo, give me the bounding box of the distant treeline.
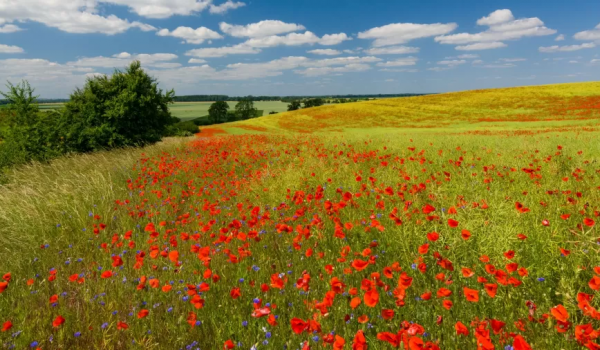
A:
[173,93,430,102]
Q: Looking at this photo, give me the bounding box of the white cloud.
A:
[68,52,178,68]
[244,31,350,48]
[0,1,157,35]
[483,63,516,68]
[319,33,351,45]
[456,42,507,51]
[220,20,305,38]
[539,43,596,53]
[0,24,23,33]
[186,43,261,58]
[376,57,418,67]
[295,63,371,77]
[306,56,382,67]
[358,22,457,47]
[0,58,94,97]
[437,59,466,66]
[427,67,451,72]
[476,9,514,26]
[0,44,24,53]
[157,26,223,44]
[499,58,526,62]
[379,68,418,72]
[472,60,483,64]
[555,34,565,41]
[457,54,479,59]
[363,46,419,55]
[569,60,578,63]
[102,0,212,19]
[574,24,600,41]
[188,58,207,64]
[307,49,341,56]
[435,9,555,50]
[591,59,600,64]
[209,1,246,14]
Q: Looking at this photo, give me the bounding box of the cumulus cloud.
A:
[375,57,419,67]
[0,44,24,53]
[186,44,261,58]
[0,0,157,35]
[437,59,466,66]
[307,49,341,56]
[157,26,223,44]
[358,22,457,47]
[455,42,507,51]
[482,63,516,68]
[0,58,94,97]
[435,9,555,50]
[188,58,207,64]
[68,52,179,68]
[555,34,565,41]
[295,64,371,77]
[363,46,419,55]
[499,58,526,62]
[209,1,246,14]
[539,43,596,53]
[243,31,350,48]
[220,20,305,38]
[379,68,418,72]
[0,24,23,33]
[103,0,212,19]
[574,24,600,41]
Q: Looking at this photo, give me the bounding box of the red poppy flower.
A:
[137,309,149,319]
[455,321,469,336]
[364,288,379,307]
[442,300,453,310]
[290,318,308,334]
[461,229,471,240]
[1,320,12,332]
[101,270,113,279]
[52,315,65,328]
[117,321,128,330]
[381,309,394,320]
[464,287,479,302]
[0,281,8,294]
[377,332,399,347]
[436,287,452,298]
[551,304,569,322]
[223,340,235,349]
[484,283,498,298]
[350,297,361,309]
[351,259,369,271]
[589,276,600,291]
[584,218,596,227]
[447,219,459,228]
[512,335,532,350]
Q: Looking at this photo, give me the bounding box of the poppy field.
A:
[2,84,600,350]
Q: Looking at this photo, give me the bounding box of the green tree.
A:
[0,81,63,170]
[303,98,325,108]
[60,61,175,152]
[287,100,301,111]
[208,101,229,124]
[235,99,257,120]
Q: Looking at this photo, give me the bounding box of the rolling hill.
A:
[203,81,600,136]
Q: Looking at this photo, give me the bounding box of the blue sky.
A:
[0,0,599,97]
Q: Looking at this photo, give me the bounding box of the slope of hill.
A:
[206,81,600,135]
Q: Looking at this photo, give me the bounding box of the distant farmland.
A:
[35,101,290,121]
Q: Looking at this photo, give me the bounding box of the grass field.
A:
[208,81,600,135]
[2,82,600,350]
[33,101,290,121]
[170,101,289,121]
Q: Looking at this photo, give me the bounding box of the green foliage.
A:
[303,98,325,108]
[287,100,301,111]
[60,61,175,152]
[0,61,178,173]
[235,99,258,120]
[208,101,229,124]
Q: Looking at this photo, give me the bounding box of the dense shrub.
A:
[60,61,176,152]
[0,61,177,174]
[208,101,229,124]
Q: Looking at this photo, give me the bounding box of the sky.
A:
[0,0,599,98]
